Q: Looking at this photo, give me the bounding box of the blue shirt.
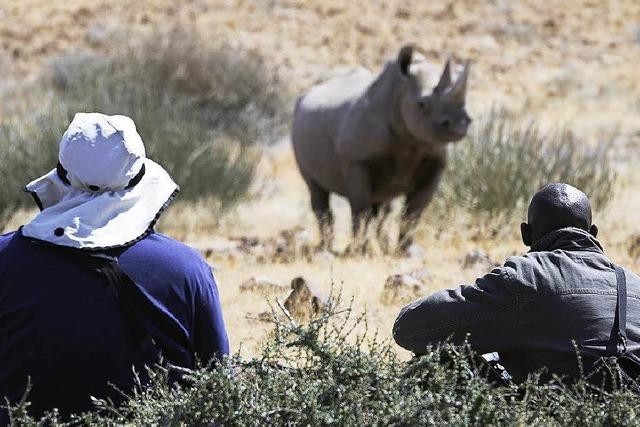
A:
[0,231,229,418]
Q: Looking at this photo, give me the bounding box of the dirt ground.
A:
[2,0,640,356]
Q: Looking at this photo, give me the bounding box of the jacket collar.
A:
[529,227,604,254]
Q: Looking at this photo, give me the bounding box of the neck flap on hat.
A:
[22,159,178,250]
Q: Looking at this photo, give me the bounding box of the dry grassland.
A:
[2,0,640,356]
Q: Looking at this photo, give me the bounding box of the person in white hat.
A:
[0,113,229,419]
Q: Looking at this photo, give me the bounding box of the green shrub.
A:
[6,298,640,426]
[0,108,65,227]
[0,26,288,228]
[432,109,616,225]
[52,26,288,147]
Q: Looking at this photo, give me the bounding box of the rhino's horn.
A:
[397,45,414,76]
[433,59,452,94]
[447,60,470,103]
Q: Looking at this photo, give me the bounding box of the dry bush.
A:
[6,301,640,425]
[0,108,66,227]
[429,109,616,230]
[0,27,289,228]
[52,27,288,147]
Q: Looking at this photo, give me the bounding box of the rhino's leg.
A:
[358,203,384,255]
[375,202,393,254]
[343,163,373,255]
[304,177,334,251]
[398,158,446,254]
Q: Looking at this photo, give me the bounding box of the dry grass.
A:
[2,0,640,358]
[2,1,640,139]
[157,142,640,357]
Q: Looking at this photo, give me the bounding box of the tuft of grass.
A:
[0,26,288,228]
[5,297,640,426]
[52,26,288,148]
[0,108,66,227]
[428,109,616,230]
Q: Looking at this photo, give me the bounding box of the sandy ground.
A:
[160,142,640,357]
[2,0,640,357]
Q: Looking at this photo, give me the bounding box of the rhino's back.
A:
[292,68,374,194]
[297,67,374,112]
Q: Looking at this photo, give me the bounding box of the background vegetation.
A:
[429,109,617,229]
[5,301,639,426]
[0,9,630,425]
[0,24,617,233]
[0,27,288,228]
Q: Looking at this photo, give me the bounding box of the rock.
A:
[463,249,497,270]
[273,227,313,263]
[245,311,273,323]
[399,243,425,259]
[283,277,328,322]
[223,228,314,263]
[380,274,423,305]
[240,276,288,295]
[196,238,244,265]
[395,7,411,20]
[226,234,267,262]
[408,267,431,282]
[231,235,260,251]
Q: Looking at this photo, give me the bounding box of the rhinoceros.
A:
[292,46,471,255]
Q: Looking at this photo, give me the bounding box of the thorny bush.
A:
[5,293,640,426]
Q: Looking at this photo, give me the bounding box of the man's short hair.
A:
[527,183,592,240]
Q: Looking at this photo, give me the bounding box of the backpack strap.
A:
[79,252,196,368]
[614,265,628,355]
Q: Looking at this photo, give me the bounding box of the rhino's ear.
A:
[291,277,304,292]
[397,45,414,76]
[446,60,470,104]
[433,59,452,94]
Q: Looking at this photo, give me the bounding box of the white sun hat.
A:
[21,112,179,250]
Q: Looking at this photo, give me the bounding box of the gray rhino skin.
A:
[292,46,471,254]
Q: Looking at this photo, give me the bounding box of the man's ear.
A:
[589,224,598,238]
[521,222,532,246]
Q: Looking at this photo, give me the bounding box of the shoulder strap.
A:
[614,266,628,355]
[79,252,195,367]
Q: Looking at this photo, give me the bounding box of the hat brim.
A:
[21,159,179,250]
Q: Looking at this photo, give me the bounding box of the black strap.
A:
[56,162,71,185]
[98,256,195,367]
[124,163,146,189]
[77,252,195,367]
[614,266,628,355]
[56,162,146,190]
[93,256,161,362]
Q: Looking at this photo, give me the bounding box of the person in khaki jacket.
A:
[393,183,640,382]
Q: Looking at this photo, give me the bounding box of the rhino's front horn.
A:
[447,60,470,103]
[397,45,414,76]
[433,59,452,94]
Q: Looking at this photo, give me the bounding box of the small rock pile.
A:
[380,268,431,305]
[628,233,640,260]
[200,227,314,264]
[240,275,328,323]
[283,277,328,322]
[463,249,499,271]
[239,276,289,296]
